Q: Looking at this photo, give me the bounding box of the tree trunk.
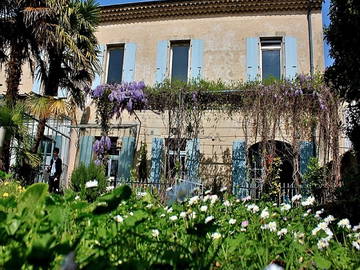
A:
[31,117,47,154]
[0,45,24,172]
[5,45,24,107]
[29,55,61,156]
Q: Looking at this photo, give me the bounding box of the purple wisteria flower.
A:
[93,136,112,157]
[89,81,147,163]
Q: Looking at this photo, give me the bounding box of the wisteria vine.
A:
[87,82,147,164]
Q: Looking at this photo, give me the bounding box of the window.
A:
[107,46,124,84]
[170,41,190,82]
[260,38,282,81]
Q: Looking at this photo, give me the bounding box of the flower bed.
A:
[0,182,359,269]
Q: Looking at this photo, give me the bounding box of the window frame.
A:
[259,38,283,81]
[105,44,125,84]
[169,40,191,82]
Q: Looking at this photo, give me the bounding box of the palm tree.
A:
[0,0,48,171]
[28,0,100,155]
[0,101,41,176]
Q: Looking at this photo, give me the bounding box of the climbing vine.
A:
[87,82,147,164]
[144,74,341,195]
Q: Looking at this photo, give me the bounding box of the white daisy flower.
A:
[324,215,335,224]
[352,240,360,250]
[318,221,329,230]
[317,238,329,250]
[220,186,227,192]
[260,208,270,219]
[169,215,178,221]
[180,212,187,218]
[261,222,277,232]
[203,195,211,202]
[242,195,251,202]
[301,196,315,206]
[280,204,291,211]
[210,195,218,204]
[352,224,360,232]
[189,195,200,205]
[247,204,260,213]
[229,218,236,225]
[291,194,302,202]
[338,218,351,229]
[277,228,288,237]
[114,215,124,223]
[211,232,222,240]
[151,229,159,237]
[189,212,197,219]
[200,205,208,212]
[223,200,231,207]
[205,215,214,224]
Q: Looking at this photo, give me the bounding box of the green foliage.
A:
[263,157,282,200]
[70,162,107,202]
[303,157,327,198]
[0,170,12,181]
[0,181,360,269]
[325,0,360,156]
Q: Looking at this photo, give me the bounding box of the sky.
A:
[98,0,333,68]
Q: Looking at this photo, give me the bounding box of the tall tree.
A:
[325,0,360,156]
[26,0,100,155]
[0,0,47,171]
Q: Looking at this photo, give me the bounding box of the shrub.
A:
[303,157,327,199]
[70,162,107,201]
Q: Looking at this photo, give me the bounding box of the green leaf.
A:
[0,196,17,209]
[93,185,131,215]
[314,255,331,269]
[0,210,6,222]
[8,219,21,235]
[17,183,48,214]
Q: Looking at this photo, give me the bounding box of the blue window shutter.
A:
[155,40,169,84]
[285,36,298,80]
[122,43,137,83]
[32,69,42,94]
[246,37,260,81]
[190,39,204,80]
[149,137,164,183]
[299,141,314,175]
[79,136,94,166]
[91,45,105,89]
[118,136,135,181]
[232,140,248,198]
[186,138,200,182]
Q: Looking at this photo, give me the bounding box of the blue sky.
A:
[98,0,333,68]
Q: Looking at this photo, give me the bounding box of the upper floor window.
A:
[107,46,124,84]
[170,41,190,82]
[260,38,282,81]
